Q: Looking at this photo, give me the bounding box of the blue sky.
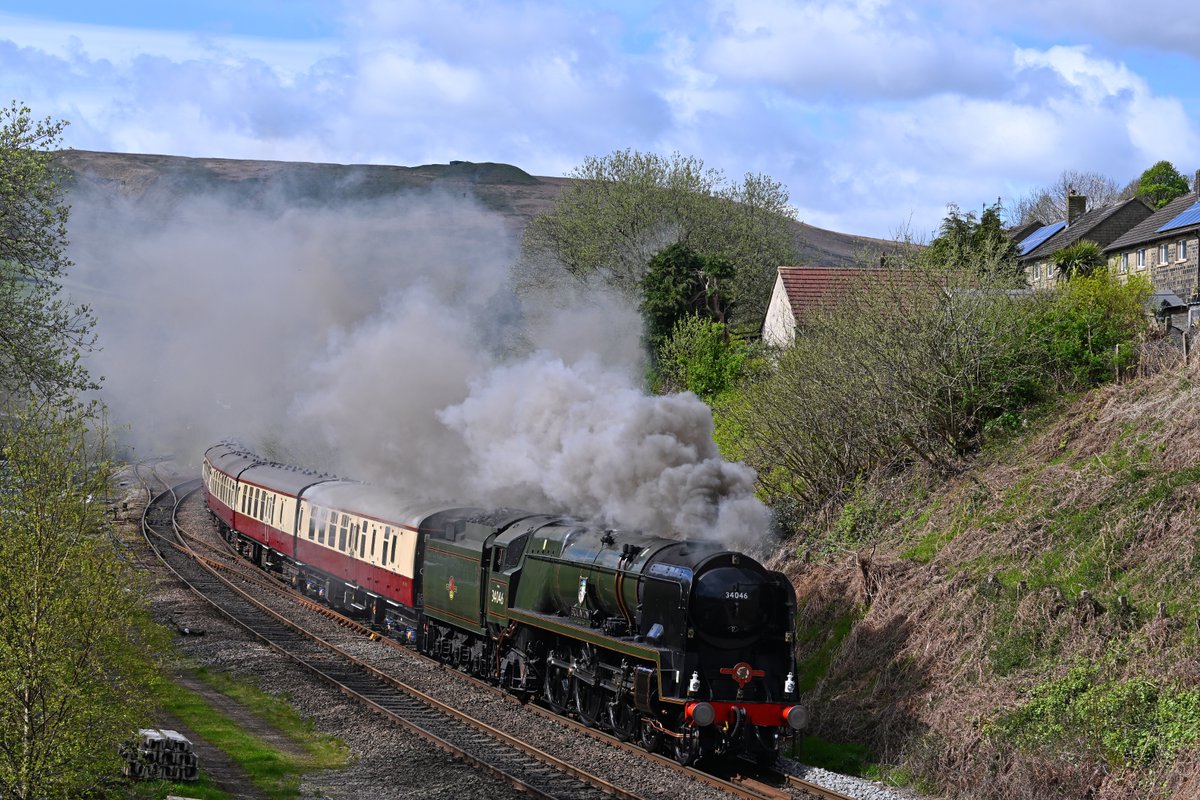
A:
[2,0,1198,239]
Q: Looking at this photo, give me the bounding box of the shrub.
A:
[989,665,1200,768]
[1032,267,1150,387]
[655,314,753,401]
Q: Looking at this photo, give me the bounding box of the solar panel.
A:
[1017,220,1067,255]
[1156,200,1200,234]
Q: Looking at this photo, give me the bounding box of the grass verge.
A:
[127,667,349,800]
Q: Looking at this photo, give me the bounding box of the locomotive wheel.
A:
[640,719,663,753]
[754,726,780,767]
[543,664,570,714]
[572,680,603,728]
[607,700,638,742]
[674,724,700,766]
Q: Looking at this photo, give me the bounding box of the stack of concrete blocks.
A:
[120,728,199,781]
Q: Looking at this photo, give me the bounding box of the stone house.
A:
[1103,176,1200,304]
[1018,193,1153,289]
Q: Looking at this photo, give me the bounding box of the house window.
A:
[1160,243,1169,264]
[1181,240,1190,261]
[1032,264,1041,280]
[1120,253,1129,274]
[1136,249,1146,269]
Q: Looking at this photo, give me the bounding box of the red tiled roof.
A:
[778,266,908,324]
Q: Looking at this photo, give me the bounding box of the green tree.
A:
[924,201,1019,279]
[640,242,733,351]
[655,314,750,401]
[1050,240,1106,280]
[520,149,797,329]
[1135,160,1190,209]
[0,403,163,799]
[0,102,97,404]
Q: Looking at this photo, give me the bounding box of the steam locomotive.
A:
[202,442,806,765]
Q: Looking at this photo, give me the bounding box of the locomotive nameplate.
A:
[648,563,692,582]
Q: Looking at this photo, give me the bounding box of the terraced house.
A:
[1018,192,1153,289]
[1104,176,1200,312]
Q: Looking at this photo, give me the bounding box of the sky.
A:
[2,0,1200,239]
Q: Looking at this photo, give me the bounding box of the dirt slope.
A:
[781,355,1200,798]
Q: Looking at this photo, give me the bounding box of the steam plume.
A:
[65,180,771,545]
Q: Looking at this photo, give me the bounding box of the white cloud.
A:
[0,12,338,75]
[0,2,1198,240]
[728,43,1200,238]
[1014,46,1200,168]
[698,0,1011,100]
[990,1,1200,58]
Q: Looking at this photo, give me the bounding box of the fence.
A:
[120,728,199,782]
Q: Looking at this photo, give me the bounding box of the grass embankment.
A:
[130,667,349,800]
[784,358,1200,799]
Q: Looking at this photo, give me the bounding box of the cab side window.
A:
[504,534,529,569]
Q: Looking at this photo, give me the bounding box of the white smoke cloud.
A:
[438,354,770,545]
[66,181,771,546]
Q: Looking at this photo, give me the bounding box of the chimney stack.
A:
[1194,169,1199,196]
[1067,188,1087,225]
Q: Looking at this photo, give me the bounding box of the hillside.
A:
[54,149,893,268]
[783,354,1200,798]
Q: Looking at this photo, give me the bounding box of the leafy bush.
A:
[1049,240,1105,279]
[989,665,1200,768]
[655,314,753,400]
[733,259,1047,505]
[731,259,1150,511]
[1032,267,1150,387]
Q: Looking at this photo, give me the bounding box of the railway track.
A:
[148,480,856,800]
[142,480,635,800]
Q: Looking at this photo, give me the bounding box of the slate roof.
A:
[1016,220,1067,255]
[1104,191,1200,253]
[1006,220,1046,244]
[1149,289,1188,314]
[1019,197,1152,262]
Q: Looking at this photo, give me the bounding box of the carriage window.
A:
[317,508,326,544]
[390,535,398,565]
[339,514,349,551]
[360,527,367,557]
[349,523,359,554]
[371,528,378,558]
[381,529,390,564]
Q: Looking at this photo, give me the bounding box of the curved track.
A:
[147,478,854,800]
[141,480,635,800]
